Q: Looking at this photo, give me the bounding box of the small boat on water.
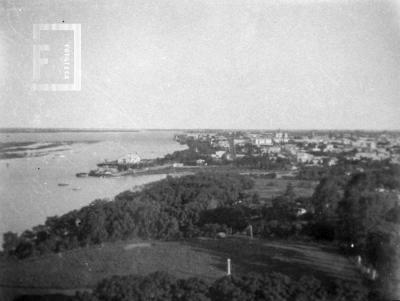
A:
[72,187,81,191]
[76,172,89,178]
[102,171,114,177]
[58,183,69,187]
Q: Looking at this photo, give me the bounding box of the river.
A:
[0,130,186,245]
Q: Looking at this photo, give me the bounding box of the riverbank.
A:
[86,164,197,178]
[82,160,298,180]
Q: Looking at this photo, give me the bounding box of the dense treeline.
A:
[302,163,400,298]
[234,154,291,170]
[157,148,205,165]
[297,158,400,183]
[15,271,368,301]
[335,170,400,296]
[156,139,216,165]
[231,162,399,298]
[2,172,254,259]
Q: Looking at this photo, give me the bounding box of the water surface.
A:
[0,131,186,242]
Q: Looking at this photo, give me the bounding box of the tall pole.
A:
[227,258,231,276]
[249,225,253,239]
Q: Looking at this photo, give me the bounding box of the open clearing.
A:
[0,237,360,300]
[247,178,318,202]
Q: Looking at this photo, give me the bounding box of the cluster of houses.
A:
[176,130,400,168]
[92,131,400,175]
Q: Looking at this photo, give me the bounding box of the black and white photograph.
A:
[0,0,399,300]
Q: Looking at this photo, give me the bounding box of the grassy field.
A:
[0,237,360,300]
[247,178,318,201]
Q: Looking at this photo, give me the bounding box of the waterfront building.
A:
[117,153,141,165]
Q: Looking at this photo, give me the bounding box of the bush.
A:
[199,207,251,232]
[306,221,336,241]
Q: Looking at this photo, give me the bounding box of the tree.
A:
[14,241,34,259]
[283,182,296,204]
[199,207,250,232]
[311,177,342,219]
[336,173,394,250]
[175,278,210,301]
[2,231,19,254]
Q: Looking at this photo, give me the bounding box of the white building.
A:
[324,144,335,152]
[273,132,289,144]
[327,157,338,166]
[212,150,227,159]
[264,146,281,154]
[253,138,273,146]
[297,152,314,163]
[117,153,141,164]
[196,159,207,166]
[217,139,230,149]
[233,138,250,146]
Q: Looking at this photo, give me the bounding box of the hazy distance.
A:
[0,0,399,130]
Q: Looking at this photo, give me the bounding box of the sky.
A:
[0,0,399,130]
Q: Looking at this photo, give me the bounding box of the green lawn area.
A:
[0,239,224,291]
[247,178,318,201]
[0,237,360,300]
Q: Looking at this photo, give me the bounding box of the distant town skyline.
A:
[1,127,400,132]
[0,0,399,130]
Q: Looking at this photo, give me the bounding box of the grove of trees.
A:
[2,172,254,259]
[15,271,368,301]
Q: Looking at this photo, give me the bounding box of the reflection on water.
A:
[0,131,186,243]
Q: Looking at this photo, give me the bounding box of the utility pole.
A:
[227,258,231,276]
[249,224,253,239]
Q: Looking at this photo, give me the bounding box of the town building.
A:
[296,152,314,163]
[117,153,141,165]
[253,137,273,146]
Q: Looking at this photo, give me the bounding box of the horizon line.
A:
[0,127,399,133]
